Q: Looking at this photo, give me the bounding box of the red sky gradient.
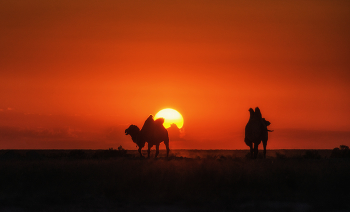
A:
[1,0,350,149]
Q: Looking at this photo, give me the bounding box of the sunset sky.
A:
[1,0,350,149]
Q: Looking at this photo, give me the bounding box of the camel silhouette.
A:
[244,107,272,158]
[125,115,170,158]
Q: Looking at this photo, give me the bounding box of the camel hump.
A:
[144,115,154,124]
[142,114,154,128]
[154,118,165,125]
[255,107,262,119]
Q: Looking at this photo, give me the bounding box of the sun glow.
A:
[155,108,184,129]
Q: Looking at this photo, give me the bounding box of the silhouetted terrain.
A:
[0,149,349,211]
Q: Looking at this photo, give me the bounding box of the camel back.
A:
[139,115,169,145]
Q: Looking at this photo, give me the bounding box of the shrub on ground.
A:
[92,146,128,159]
[331,145,350,158]
[303,150,321,159]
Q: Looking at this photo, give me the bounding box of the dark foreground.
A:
[0,149,349,212]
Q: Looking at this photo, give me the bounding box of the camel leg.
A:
[165,143,170,158]
[147,143,153,158]
[245,138,254,158]
[263,141,267,158]
[249,143,254,159]
[262,132,268,158]
[254,142,259,159]
[155,144,159,158]
[164,139,170,157]
[138,147,143,157]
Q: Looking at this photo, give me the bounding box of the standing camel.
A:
[125,115,170,158]
[244,107,272,158]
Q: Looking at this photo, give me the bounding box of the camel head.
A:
[125,125,145,148]
[262,118,271,126]
[125,124,140,136]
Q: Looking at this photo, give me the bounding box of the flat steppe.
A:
[0,149,348,212]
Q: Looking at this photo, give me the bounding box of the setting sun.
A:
[155,108,184,129]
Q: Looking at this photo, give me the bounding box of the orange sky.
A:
[1,0,350,149]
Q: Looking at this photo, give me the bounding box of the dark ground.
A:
[0,149,349,212]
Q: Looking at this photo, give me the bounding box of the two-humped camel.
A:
[245,107,272,158]
[125,115,169,158]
